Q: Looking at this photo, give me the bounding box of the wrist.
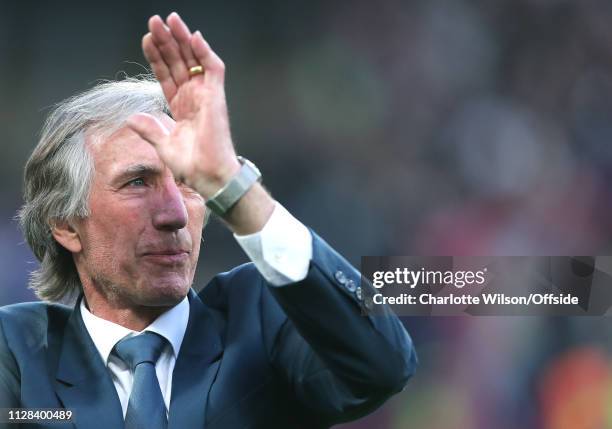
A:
[222,184,275,235]
[204,156,263,218]
[193,157,241,198]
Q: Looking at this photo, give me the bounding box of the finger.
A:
[142,33,177,101]
[190,31,225,86]
[148,15,190,85]
[126,113,170,151]
[166,12,199,69]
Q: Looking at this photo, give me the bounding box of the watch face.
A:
[240,157,262,179]
[247,160,261,177]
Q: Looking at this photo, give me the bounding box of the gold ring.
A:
[189,65,204,77]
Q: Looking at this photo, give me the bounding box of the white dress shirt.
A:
[80,296,189,416]
[81,201,312,416]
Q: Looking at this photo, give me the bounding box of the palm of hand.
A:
[163,78,235,193]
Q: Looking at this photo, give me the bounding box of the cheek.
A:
[187,204,205,256]
[83,204,146,258]
[191,230,202,259]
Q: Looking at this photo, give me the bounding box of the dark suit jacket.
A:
[0,234,417,428]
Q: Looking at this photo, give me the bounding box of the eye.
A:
[126,177,146,187]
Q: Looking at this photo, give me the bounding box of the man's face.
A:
[74,115,205,308]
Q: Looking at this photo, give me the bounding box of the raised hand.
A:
[128,12,274,234]
[127,12,240,199]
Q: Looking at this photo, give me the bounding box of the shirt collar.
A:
[80,295,190,365]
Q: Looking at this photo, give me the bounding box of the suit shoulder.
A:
[0,301,72,335]
[197,262,264,309]
[211,262,262,285]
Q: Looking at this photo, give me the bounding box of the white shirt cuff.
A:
[234,202,312,287]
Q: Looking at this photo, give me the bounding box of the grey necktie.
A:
[114,332,168,429]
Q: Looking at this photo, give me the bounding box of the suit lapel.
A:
[168,289,223,429]
[54,296,124,429]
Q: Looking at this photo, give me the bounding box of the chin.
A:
[137,280,191,307]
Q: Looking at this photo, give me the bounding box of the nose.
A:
[151,176,188,231]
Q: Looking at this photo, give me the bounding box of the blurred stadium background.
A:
[2,0,612,427]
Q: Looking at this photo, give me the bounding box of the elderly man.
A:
[0,12,416,429]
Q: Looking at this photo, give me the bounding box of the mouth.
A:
[142,250,190,265]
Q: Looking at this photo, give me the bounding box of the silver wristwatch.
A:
[205,156,262,217]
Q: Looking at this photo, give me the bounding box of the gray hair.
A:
[19,75,170,303]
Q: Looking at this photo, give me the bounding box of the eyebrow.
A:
[112,163,164,184]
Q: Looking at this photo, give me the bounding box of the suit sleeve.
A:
[0,313,20,409]
[261,231,417,426]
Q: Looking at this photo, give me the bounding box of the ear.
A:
[51,220,82,253]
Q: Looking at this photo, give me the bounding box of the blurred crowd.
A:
[2,0,612,427]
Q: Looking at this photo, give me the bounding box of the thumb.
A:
[126,113,170,149]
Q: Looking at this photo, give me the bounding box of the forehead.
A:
[87,115,174,177]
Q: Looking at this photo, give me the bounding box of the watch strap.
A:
[205,156,262,216]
